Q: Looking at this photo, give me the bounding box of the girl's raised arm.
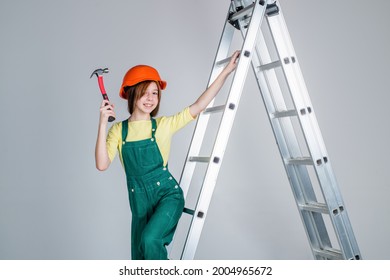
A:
[189,51,240,118]
[95,100,116,171]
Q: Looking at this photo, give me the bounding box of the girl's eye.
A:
[153,92,158,95]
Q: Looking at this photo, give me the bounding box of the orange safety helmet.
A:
[119,65,167,99]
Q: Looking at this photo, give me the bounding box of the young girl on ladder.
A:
[95,51,240,260]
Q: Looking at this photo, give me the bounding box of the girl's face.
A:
[133,82,159,117]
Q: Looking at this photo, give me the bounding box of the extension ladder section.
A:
[174,0,361,260]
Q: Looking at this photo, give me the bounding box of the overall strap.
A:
[122,119,129,142]
[151,118,157,138]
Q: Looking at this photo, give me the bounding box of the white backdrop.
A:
[1,0,389,259]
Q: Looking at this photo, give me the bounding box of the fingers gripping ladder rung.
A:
[216,57,233,67]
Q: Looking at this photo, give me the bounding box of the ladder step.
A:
[183,207,195,215]
[258,60,282,71]
[313,248,343,260]
[189,156,210,163]
[299,202,329,214]
[286,157,313,165]
[216,57,233,67]
[204,105,226,114]
[216,51,243,67]
[272,109,297,118]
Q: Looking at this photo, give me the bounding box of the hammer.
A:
[90,68,115,122]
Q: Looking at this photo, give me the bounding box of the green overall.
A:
[121,118,185,260]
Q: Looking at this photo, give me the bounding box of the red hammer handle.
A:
[97,76,115,122]
[97,75,107,95]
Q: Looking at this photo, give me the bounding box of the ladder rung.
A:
[183,207,195,215]
[299,202,329,214]
[215,56,232,67]
[229,3,255,22]
[204,105,226,114]
[313,248,343,260]
[286,157,313,165]
[258,60,282,71]
[189,156,210,163]
[272,109,297,118]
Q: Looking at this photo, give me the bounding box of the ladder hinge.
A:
[229,6,244,30]
[228,3,254,30]
[228,12,240,30]
[266,2,279,16]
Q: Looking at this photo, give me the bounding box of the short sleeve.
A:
[157,107,196,134]
[106,122,122,162]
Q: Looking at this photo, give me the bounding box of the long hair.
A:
[124,81,162,117]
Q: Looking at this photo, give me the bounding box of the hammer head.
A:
[90,68,109,78]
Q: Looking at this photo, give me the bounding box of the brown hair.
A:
[124,81,162,117]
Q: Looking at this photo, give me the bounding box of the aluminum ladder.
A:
[173,0,361,260]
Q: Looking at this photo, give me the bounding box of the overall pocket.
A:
[138,145,161,168]
[128,185,149,217]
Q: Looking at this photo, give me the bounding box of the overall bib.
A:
[121,118,185,260]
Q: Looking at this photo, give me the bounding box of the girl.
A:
[95,51,240,260]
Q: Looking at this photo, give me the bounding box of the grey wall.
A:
[1,0,389,259]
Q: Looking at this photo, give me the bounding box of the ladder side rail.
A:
[316,162,361,259]
[266,13,352,257]
[181,0,270,259]
[266,2,361,259]
[170,3,236,259]
[288,38,362,259]
[178,5,235,198]
[284,25,362,260]
[249,30,333,258]
[266,5,340,208]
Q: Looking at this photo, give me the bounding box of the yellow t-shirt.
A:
[106,107,195,166]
